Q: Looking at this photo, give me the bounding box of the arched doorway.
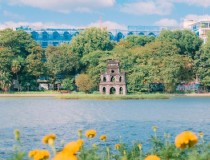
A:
[63,32,71,40]
[102,87,106,94]
[119,76,122,82]
[103,77,106,82]
[139,32,145,36]
[116,32,124,42]
[120,87,123,94]
[128,32,133,36]
[110,87,116,94]
[53,31,60,39]
[148,32,156,37]
[111,76,115,82]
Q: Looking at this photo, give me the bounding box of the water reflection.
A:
[0,97,210,158]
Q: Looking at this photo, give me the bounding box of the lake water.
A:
[0,97,210,159]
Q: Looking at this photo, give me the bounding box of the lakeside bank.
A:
[0,92,169,99]
[1,92,210,99]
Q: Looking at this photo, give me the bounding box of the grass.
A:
[0,90,59,94]
[57,93,170,100]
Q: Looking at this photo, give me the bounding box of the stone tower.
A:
[99,60,126,95]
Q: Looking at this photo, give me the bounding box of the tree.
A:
[157,30,203,59]
[0,72,12,92]
[75,74,94,93]
[26,46,46,78]
[45,45,80,87]
[0,47,14,91]
[194,33,210,90]
[70,27,114,57]
[123,35,155,47]
[61,77,76,91]
[0,29,38,58]
[0,29,42,91]
[11,59,21,91]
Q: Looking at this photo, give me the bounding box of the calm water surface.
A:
[0,97,210,158]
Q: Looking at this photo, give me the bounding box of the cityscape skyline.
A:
[1,0,210,30]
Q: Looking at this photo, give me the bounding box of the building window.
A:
[42,42,48,48]
[42,32,48,40]
[53,42,59,46]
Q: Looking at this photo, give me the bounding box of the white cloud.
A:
[183,14,210,21]
[88,21,126,30]
[174,0,210,8]
[154,18,179,26]
[3,10,24,20]
[8,0,115,13]
[120,0,173,15]
[0,21,126,30]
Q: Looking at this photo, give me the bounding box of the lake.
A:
[0,97,210,159]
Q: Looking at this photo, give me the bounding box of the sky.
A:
[1,0,210,30]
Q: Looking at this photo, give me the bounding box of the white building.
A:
[183,18,210,43]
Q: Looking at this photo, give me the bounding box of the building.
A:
[99,60,126,95]
[183,18,210,43]
[16,26,82,48]
[16,25,178,48]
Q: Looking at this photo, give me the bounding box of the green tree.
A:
[0,29,38,58]
[157,30,203,59]
[75,74,94,93]
[81,50,110,89]
[123,35,155,47]
[61,77,76,91]
[70,27,114,57]
[0,29,42,91]
[45,45,80,86]
[26,46,46,78]
[194,33,210,91]
[0,47,14,91]
[0,71,12,92]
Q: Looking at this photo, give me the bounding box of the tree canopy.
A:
[0,27,207,93]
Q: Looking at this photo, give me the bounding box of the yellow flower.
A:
[100,135,107,141]
[175,131,198,149]
[29,150,39,158]
[199,132,204,139]
[85,129,96,138]
[42,134,56,145]
[28,150,50,160]
[77,129,82,138]
[63,140,83,155]
[152,126,158,132]
[14,129,20,141]
[138,144,142,150]
[92,143,97,149]
[145,155,160,160]
[53,151,78,160]
[53,140,81,160]
[115,144,121,150]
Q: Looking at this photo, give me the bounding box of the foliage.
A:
[157,30,203,59]
[0,28,207,93]
[75,74,94,93]
[81,50,110,89]
[194,33,210,90]
[0,29,38,58]
[0,29,43,91]
[26,46,46,78]
[8,128,210,160]
[61,77,76,91]
[70,27,114,57]
[123,35,155,47]
[45,45,80,84]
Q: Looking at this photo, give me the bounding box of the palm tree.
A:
[0,72,11,92]
[11,60,21,91]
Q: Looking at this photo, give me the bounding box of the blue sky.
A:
[0,0,210,29]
